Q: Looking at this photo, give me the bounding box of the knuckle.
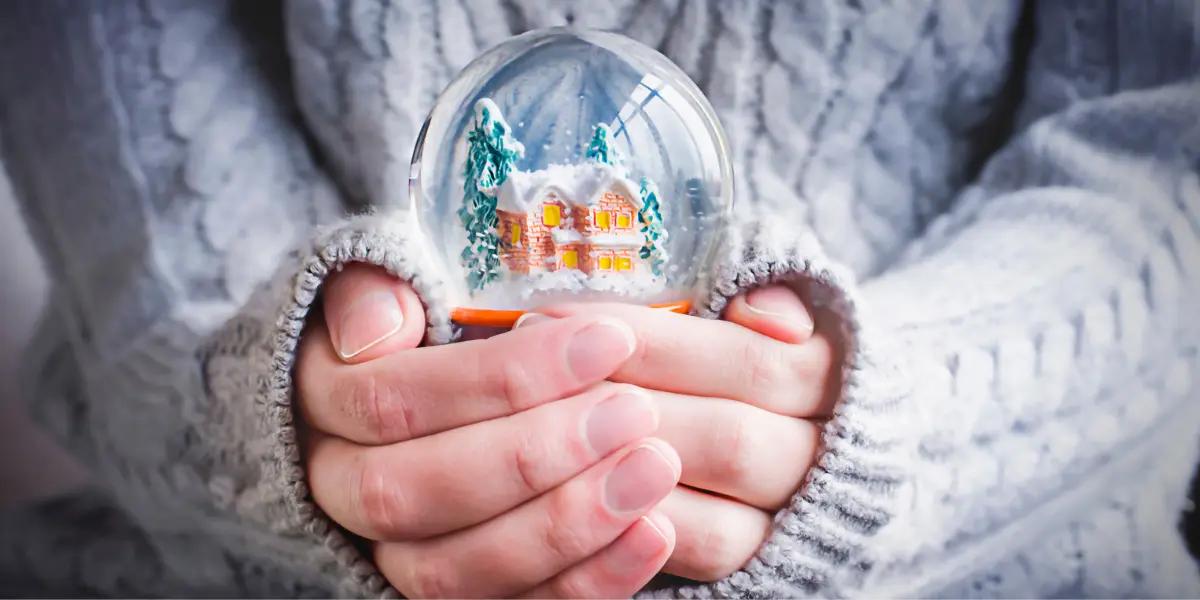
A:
[741,341,803,410]
[334,372,415,444]
[400,555,457,599]
[539,484,591,564]
[711,410,759,489]
[494,356,539,413]
[353,455,412,537]
[741,342,783,393]
[688,520,750,581]
[549,570,595,599]
[511,433,549,495]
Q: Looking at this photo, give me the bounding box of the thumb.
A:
[322,262,426,363]
[722,284,815,344]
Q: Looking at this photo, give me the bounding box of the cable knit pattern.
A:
[286,0,1023,276]
[1,0,1199,597]
[852,81,1200,597]
[0,0,343,594]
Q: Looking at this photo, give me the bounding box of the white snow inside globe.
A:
[410,27,733,326]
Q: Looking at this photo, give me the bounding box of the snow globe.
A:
[410,27,733,326]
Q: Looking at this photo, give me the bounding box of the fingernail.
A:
[584,390,657,457]
[639,514,671,543]
[336,290,404,359]
[514,312,552,329]
[745,286,814,336]
[609,515,672,571]
[567,319,636,380]
[604,442,680,513]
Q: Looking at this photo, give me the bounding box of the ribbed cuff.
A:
[650,212,912,598]
[247,210,451,597]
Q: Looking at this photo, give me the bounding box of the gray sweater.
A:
[1,0,1198,597]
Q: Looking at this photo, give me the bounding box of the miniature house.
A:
[491,163,648,276]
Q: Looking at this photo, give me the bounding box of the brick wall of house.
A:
[498,185,644,275]
[556,242,587,273]
[601,192,637,230]
[571,206,590,233]
[588,247,637,273]
[528,196,561,269]
[577,189,638,235]
[497,211,529,273]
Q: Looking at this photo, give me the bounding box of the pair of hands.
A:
[296,264,840,598]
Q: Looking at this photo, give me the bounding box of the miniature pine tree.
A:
[460,100,524,290]
[637,177,668,276]
[585,124,613,165]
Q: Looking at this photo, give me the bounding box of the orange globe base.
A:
[451,299,692,328]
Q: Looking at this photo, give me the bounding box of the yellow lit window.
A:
[542,203,562,226]
[616,256,632,271]
[595,210,611,230]
[561,249,578,269]
[616,212,632,229]
[510,223,521,245]
[598,254,613,271]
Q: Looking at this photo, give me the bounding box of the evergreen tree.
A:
[585,124,613,164]
[460,100,523,290]
[637,177,668,276]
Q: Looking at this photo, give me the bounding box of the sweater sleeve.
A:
[661,80,1200,598]
[0,1,446,596]
[854,80,1200,597]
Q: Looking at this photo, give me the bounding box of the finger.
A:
[296,314,636,444]
[655,392,821,510]
[659,486,772,582]
[307,383,659,540]
[375,439,682,599]
[528,303,839,417]
[722,284,814,344]
[322,262,427,363]
[522,511,675,599]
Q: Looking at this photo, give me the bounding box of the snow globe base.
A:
[450,299,692,328]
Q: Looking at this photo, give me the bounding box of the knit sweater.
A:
[1,0,1198,597]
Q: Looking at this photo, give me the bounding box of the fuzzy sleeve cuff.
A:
[648,208,912,598]
[202,210,454,597]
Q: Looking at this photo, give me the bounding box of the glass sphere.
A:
[410,27,733,324]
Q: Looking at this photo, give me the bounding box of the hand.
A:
[526,284,840,581]
[297,264,682,598]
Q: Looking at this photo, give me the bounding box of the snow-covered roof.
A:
[548,223,642,248]
[588,232,644,247]
[492,162,643,214]
[550,228,583,244]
